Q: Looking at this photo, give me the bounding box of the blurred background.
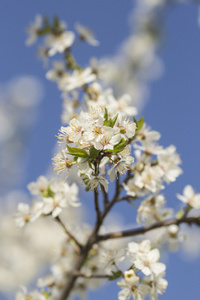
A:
[1,0,200,299]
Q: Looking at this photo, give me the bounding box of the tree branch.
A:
[55,216,83,251]
[73,271,111,279]
[58,168,123,300]
[94,187,101,222]
[101,184,109,207]
[96,215,200,242]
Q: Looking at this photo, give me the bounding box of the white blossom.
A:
[75,23,99,46]
[83,174,109,192]
[134,165,164,193]
[14,203,32,227]
[46,61,66,81]
[99,248,125,268]
[52,150,73,175]
[158,145,182,183]
[134,248,166,276]
[59,68,96,92]
[177,185,200,209]
[26,15,42,46]
[117,270,145,300]
[46,31,75,56]
[27,175,49,196]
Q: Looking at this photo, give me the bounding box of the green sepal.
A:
[67,145,89,158]
[103,120,111,127]
[176,205,192,220]
[80,173,92,191]
[89,146,100,159]
[41,185,54,198]
[109,270,122,281]
[43,16,50,28]
[110,114,118,127]
[104,113,118,128]
[53,15,60,28]
[104,107,108,121]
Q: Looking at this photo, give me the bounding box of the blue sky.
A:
[1,1,200,299]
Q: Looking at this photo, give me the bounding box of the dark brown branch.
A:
[73,271,111,279]
[94,162,101,222]
[100,165,109,207]
[58,168,123,300]
[96,216,200,242]
[55,216,82,251]
[94,187,101,222]
[101,184,109,206]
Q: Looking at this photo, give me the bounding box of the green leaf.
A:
[104,138,127,154]
[43,16,49,28]
[41,185,54,198]
[89,146,100,159]
[135,116,144,135]
[113,138,127,153]
[85,186,91,192]
[88,160,94,170]
[67,145,89,158]
[109,270,122,281]
[42,291,51,299]
[104,120,111,127]
[176,208,184,220]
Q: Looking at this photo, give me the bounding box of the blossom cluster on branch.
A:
[13,6,200,300]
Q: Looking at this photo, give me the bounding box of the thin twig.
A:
[55,216,83,251]
[73,271,111,279]
[96,215,200,242]
[117,195,137,202]
[116,173,120,195]
[101,184,109,206]
[94,162,101,222]
[58,167,124,300]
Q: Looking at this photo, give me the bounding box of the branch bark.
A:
[96,215,200,242]
[58,172,124,300]
[55,216,83,251]
[73,271,111,279]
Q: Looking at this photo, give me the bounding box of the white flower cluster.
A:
[27,15,139,126]
[121,124,182,225]
[117,240,167,300]
[26,15,99,60]
[52,106,136,191]
[15,176,79,227]
[15,9,200,300]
